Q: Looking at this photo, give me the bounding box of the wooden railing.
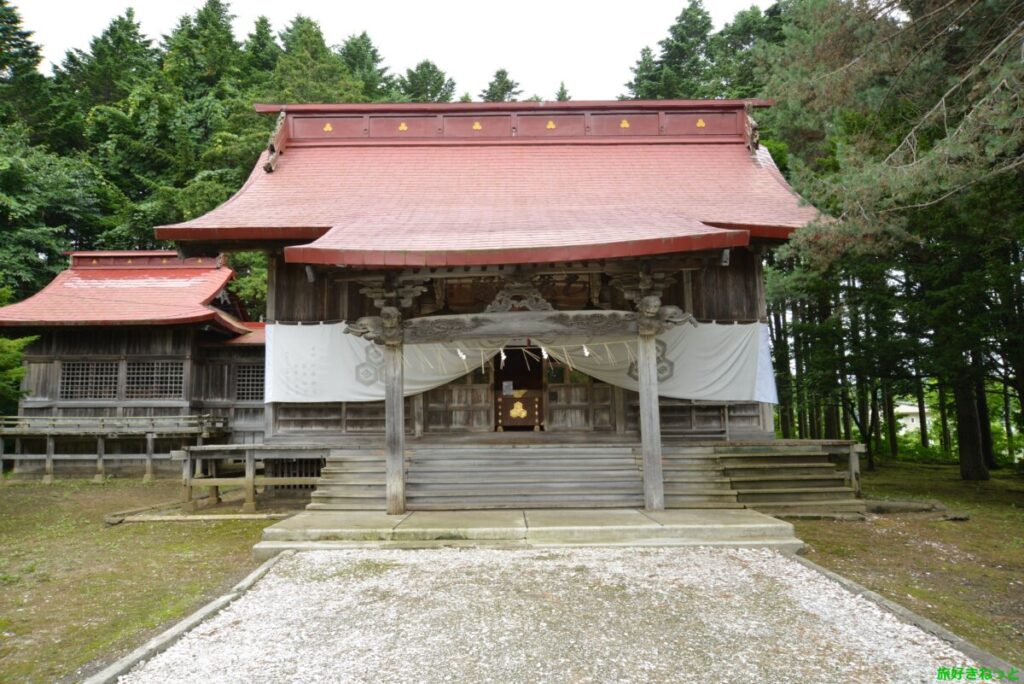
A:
[0,415,229,483]
[0,414,227,436]
[175,444,327,513]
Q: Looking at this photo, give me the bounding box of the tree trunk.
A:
[953,377,989,480]
[938,384,952,455]
[975,374,996,469]
[915,377,930,448]
[1004,376,1016,463]
[871,386,882,462]
[883,383,898,460]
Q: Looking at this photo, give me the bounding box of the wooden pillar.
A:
[242,449,257,513]
[207,459,221,504]
[43,435,54,484]
[384,340,406,515]
[93,437,105,483]
[176,450,195,513]
[637,332,665,510]
[413,393,424,438]
[143,432,155,483]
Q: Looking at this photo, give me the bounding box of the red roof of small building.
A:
[156,101,819,267]
[221,321,266,345]
[0,252,248,334]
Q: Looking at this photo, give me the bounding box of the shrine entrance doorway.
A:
[494,346,544,431]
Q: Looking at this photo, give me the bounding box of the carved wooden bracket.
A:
[484,280,553,313]
[344,307,694,345]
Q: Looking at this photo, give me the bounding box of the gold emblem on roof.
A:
[509,401,528,419]
[162,258,168,263]
[91,259,97,264]
[126,259,132,264]
[472,121,482,131]
[620,119,630,129]
[398,121,409,132]
[546,120,556,130]
[322,122,333,132]
[696,118,706,128]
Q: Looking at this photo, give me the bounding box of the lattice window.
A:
[59,361,118,400]
[235,364,264,401]
[125,361,184,399]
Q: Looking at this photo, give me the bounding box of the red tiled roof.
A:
[156,101,819,266]
[221,321,266,345]
[0,252,248,334]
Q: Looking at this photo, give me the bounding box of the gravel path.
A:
[121,548,971,683]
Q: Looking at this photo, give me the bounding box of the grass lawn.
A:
[793,462,1024,667]
[0,479,272,683]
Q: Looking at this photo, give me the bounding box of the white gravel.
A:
[120,548,972,683]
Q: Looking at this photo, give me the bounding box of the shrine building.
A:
[0,100,863,517]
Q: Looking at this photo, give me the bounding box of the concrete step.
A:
[748,499,867,516]
[664,500,744,509]
[255,509,803,559]
[406,499,644,510]
[736,487,855,503]
[664,492,739,504]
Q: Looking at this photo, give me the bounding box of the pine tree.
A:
[242,16,281,81]
[555,81,570,101]
[339,31,393,101]
[270,16,361,104]
[479,68,521,102]
[0,0,47,133]
[48,9,157,150]
[623,46,661,99]
[657,0,714,98]
[397,60,455,103]
[162,0,242,99]
[458,92,472,103]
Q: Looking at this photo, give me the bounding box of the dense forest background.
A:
[0,0,1021,479]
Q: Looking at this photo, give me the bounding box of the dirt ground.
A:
[793,462,1024,667]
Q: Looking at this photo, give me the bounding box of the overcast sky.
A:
[18,0,770,101]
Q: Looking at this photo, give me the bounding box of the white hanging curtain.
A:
[264,321,777,404]
[264,323,503,403]
[538,322,777,404]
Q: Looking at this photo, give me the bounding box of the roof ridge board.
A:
[254,99,771,114]
[281,136,747,149]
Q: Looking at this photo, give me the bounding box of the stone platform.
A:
[253,508,803,560]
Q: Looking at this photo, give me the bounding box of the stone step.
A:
[406,498,644,510]
[736,487,855,503]
[747,499,867,516]
[663,494,740,505]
